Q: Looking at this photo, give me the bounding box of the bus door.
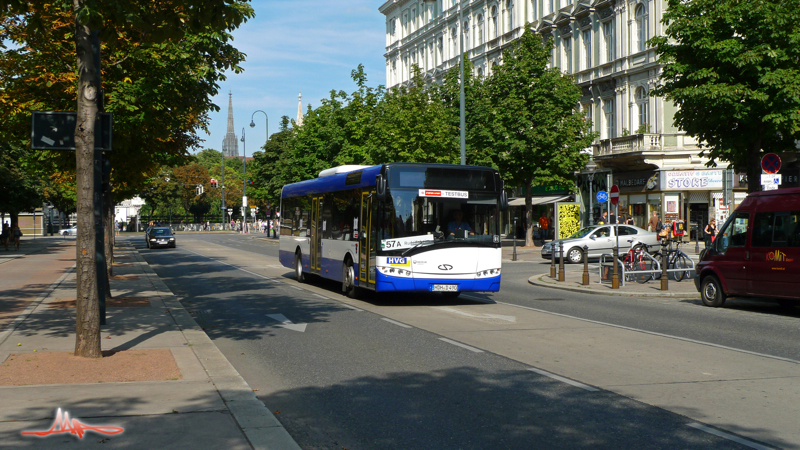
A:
[311,196,322,273]
[359,190,375,288]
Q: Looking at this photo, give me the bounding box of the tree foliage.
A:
[650,0,800,192]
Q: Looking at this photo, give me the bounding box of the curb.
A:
[130,245,301,450]
[0,265,75,345]
[528,274,701,299]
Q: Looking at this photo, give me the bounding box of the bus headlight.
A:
[377,266,413,277]
[476,268,501,277]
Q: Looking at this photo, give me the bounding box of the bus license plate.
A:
[432,284,458,292]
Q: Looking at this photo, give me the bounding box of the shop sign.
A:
[664,170,723,190]
[614,171,658,193]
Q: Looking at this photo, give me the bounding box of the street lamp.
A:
[241,127,247,233]
[424,0,465,164]
[585,156,598,226]
[249,110,269,148]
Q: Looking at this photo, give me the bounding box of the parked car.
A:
[146,227,176,249]
[59,225,78,236]
[695,187,800,307]
[542,224,660,263]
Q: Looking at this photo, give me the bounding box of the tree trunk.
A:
[524,181,534,247]
[73,6,101,359]
[746,140,763,194]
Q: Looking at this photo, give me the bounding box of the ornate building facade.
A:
[379,0,747,235]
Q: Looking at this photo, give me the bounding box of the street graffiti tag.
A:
[21,408,124,439]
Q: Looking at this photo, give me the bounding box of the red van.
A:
[695,187,800,307]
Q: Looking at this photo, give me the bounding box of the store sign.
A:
[664,170,723,190]
[614,171,658,192]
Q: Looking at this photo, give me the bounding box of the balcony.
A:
[597,133,662,156]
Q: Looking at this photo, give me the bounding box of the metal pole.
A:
[588,174,594,226]
[512,218,517,261]
[582,245,590,285]
[241,127,247,233]
[558,241,566,282]
[250,110,269,148]
[458,0,466,166]
[221,148,226,230]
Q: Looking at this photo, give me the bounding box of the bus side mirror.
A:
[500,191,509,212]
[376,175,387,202]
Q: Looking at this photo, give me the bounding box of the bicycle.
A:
[622,238,655,284]
[651,239,692,282]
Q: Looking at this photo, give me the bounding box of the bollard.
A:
[512,219,518,262]
[660,238,669,290]
[582,245,590,285]
[694,224,700,254]
[550,242,556,278]
[611,245,620,289]
[558,241,565,282]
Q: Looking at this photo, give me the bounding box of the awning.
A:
[508,194,573,207]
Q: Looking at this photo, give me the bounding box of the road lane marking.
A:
[438,338,483,353]
[180,248,276,282]
[433,306,516,322]
[266,314,307,332]
[340,304,364,311]
[527,368,598,392]
[381,318,412,328]
[313,294,329,299]
[497,301,800,365]
[290,286,302,291]
[687,423,774,450]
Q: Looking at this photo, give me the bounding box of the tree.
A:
[1,0,254,358]
[475,28,595,246]
[650,0,800,193]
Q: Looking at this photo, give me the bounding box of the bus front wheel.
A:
[342,260,357,298]
[295,252,305,283]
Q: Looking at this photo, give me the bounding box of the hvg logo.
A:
[387,257,410,266]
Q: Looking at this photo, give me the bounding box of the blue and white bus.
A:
[279,163,509,297]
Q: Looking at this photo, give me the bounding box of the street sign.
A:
[761,174,782,186]
[31,111,112,151]
[761,153,781,174]
[596,190,608,203]
[609,185,619,206]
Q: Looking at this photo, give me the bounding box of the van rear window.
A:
[752,211,800,247]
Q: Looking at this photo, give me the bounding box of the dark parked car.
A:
[146,227,176,249]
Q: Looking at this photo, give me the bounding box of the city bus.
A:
[279,163,509,298]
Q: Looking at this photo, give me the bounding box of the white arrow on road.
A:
[266,314,307,332]
[434,307,516,323]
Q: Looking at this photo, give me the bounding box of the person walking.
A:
[1,224,9,251]
[703,218,717,249]
[538,213,550,242]
[12,224,22,251]
[648,211,659,232]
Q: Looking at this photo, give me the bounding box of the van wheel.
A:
[776,299,795,310]
[295,252,305,283]
[342,259,358,298]
[701,275,726,307]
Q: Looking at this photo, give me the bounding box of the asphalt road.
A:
[131,232,799,449]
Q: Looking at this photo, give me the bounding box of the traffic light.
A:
[210,178,218,188]
[196,184,204,195]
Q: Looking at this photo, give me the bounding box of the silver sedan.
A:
[541,224,660,263]
[59,225,78,236]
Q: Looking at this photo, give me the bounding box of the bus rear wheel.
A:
[295,252,305,283]
[342,260,358,298]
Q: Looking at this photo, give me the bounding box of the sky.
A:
[199,0,388,154]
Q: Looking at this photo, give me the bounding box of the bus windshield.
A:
[380,188,500,246]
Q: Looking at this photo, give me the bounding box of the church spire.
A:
[221,91,239,157]
[296,91,304,127]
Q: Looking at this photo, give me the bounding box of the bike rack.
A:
[616,250,696,282]
[599,254,626,287]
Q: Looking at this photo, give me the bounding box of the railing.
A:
[597,133,663,156]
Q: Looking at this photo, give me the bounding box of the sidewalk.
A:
[528,269,701,298]
[0,240,300,449]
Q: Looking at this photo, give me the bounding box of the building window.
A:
[491,6,498,39]
[604,98,615,139]
[531,0,537,21]
[478,66,485,77]
[438,35,443,63]
[635,87,649,133]
[548,0,554,15]
[451,27,457,58]
[583,103,593,128]
[505,0,514,33]
[634,4,648,53]
[477,14,484,45]
[463,20,470,49]
[563,36,572,73]
[603,20,614,63]
[582,29,592,70]
[390,18,397,36]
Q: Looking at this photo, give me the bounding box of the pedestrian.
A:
[648,211,659,232]
[0,224,9,251]
[703,218,717,249]
[626,215,634,226]
[599,211,608,225]
[538,212,550,242]
[12,224,22,251]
